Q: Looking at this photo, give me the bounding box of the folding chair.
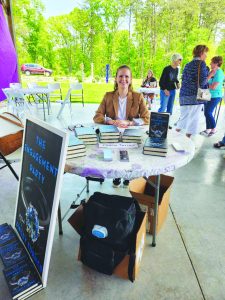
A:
[70,83,84,106]
[48,83,62,101]
[0,148,21,180]
[57,88,73,119]
[26,82,39,104]
[2,88,31,118]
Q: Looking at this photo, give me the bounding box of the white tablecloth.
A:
[65,129,195,180]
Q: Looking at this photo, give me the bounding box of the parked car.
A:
[21,63,53,76]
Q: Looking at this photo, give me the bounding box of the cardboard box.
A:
[129,175,174,234]
[68,204,147,281]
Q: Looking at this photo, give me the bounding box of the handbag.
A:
[197,62,211,102]
[0,112,24,156]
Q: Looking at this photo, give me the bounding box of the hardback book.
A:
[98,125,120,136]
[122,128,142,139]
[149,112,170,139]
[122,139,142,144]
[81,141,97,145]
[67,148,86,155]
[143,137,168,153]
[143,150,167,157]
[78,137,98,145]
[3,259,42,300]
[78,136,97,141]
[75,127,97,138]
[99,137,120,143]
[66,152,86,159]
[99,134,120,139]
[122,136,142,141]
[0,240,29,268]
[17,285,43,300]
[68,134,86,151]
[0,224,17,247]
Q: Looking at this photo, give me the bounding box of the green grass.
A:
[21,75,143,104]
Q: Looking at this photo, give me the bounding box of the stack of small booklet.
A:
[143,112,169,157]
[98,125,120,143]
[121,128,142,144]
[0,223,43,300]
[75,127,97,145]
[67,134,86,159]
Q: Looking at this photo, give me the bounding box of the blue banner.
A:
[106,64,110,83]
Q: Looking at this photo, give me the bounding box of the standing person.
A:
[93,65,149,187]
[141,69,157,109]
[200,56,224,136]
[158,53,182,116]
[176,45,209,138]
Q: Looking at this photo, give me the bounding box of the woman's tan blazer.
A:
[93,90,149,124]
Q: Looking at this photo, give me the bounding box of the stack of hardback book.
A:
[143,112,169,157]
[98,125,120,143]
[122,128,142,144]
[67,134,86,159]
[0,223,43,300]
[75,127,97,145]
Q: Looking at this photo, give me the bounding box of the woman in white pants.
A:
[176,45,209,137]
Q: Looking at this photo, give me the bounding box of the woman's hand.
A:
[208,69,216,80]
[114,120,133,127]
[164,89,170,96]
[106,119,116,125]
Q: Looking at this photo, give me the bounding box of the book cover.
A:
[122,128,142,138]
[75,127,96,138]
[99,125,120,136]
[0,240,29,268]
[149,112,169,139]
[0,224,17,247]
[3,259,42,299]
[68,134,85,150]
[143,137,168,152]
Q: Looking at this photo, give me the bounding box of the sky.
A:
[41,0,83,18]
[41,0,129,30]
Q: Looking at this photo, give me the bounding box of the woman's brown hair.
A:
[193,45,209,57]
[211,56,223,67]
[114,65,133,91]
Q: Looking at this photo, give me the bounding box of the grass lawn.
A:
[21,75,143,104]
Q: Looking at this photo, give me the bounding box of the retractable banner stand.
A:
[14,117,68,287]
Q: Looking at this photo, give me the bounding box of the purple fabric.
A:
[0,5,19,101]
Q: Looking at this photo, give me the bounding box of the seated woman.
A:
[141,70,157,109]
[93,64,149,187]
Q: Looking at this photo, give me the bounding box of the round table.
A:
[65,130,195,180]
[64,128,195,246]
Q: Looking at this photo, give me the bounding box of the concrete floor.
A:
[0,101,225,300]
